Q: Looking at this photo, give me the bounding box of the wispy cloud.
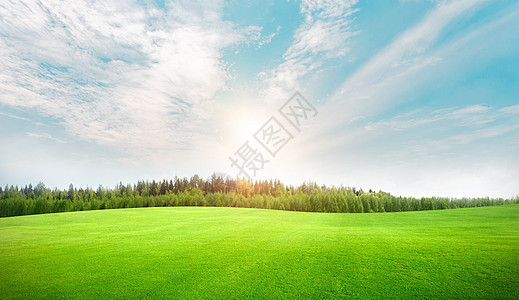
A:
[500,105,519,115]
[277,0,519,198]
[310,0,509,150]
[0,0,249,158]
[26,132,66,144]
[362,104,519,157]
[364,104,498,131]
[258,0,359,100]
[328,0,487,110]
[0,111,31,122]
[239,25,281,51]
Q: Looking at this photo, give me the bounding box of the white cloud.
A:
[0,0,246,158]
[500,105,519,115]
[446,125,517,145]
[238,25,280,50]
[287,0,519,198]
[364,104,496,131]
[319,102,519,168]
[258,0,359,101]
[256,26,281,48]
[330,0,487,106]
[26,132,66,144]
[307,0,496,148]
[0,111,31,122]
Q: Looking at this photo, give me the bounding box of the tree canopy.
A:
[1,175,517,217]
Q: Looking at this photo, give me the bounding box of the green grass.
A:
[1,206,518,299]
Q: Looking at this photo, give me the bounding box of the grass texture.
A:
[1,205,518,299]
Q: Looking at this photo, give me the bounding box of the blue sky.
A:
[0,0,518,198]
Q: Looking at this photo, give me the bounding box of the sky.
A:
[0,0,518,198]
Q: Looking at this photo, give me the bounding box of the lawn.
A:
[0,205,518,299]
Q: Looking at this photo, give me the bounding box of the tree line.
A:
[1,174,517,217]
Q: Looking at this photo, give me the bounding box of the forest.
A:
[1,174,517,217]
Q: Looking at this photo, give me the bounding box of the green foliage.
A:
[0,176,518,217]
[1,206,518,298]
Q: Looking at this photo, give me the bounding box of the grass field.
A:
[0,205,518,299]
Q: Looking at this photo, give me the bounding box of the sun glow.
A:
[216,91,272,151]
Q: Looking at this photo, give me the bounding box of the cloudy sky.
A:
[1,0,518,198]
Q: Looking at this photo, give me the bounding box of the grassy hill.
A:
[1,205,518,299]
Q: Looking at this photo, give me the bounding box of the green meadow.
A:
[1,205,518,299]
